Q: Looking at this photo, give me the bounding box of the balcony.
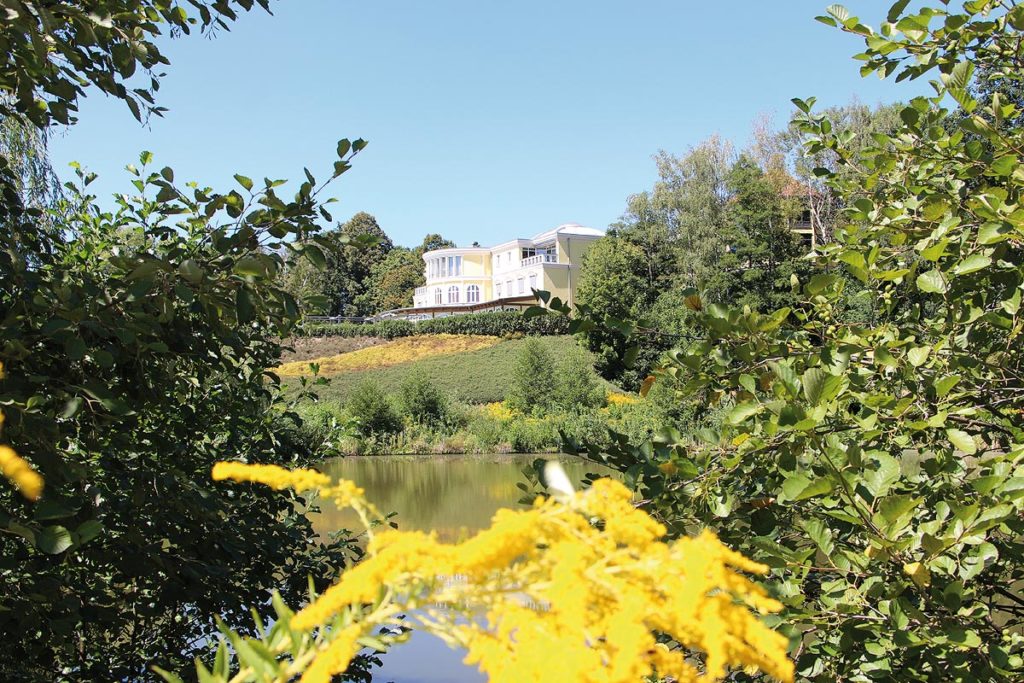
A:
[521,253,557,267]
[415,286,428,296]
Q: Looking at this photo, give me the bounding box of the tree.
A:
[505,339,557,415]
[779,100,903,244]
[418,233,456,253]
[0,2,373,679]
[357,247,422,313]
[568,2,1024,680]
[281,212,392,316]
[553,344,604,411]
[573,237,652,387]
[704,154,807,310]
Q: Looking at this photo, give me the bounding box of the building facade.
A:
[410,224,603,313]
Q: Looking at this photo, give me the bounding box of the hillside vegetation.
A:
[283,334,605,404]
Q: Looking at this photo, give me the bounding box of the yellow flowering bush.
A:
[482,401,516,421]
[276,334,500,377]
[606,391,640,406]
[165,462,794,683]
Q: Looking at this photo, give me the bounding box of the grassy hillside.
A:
[282,335,602,404]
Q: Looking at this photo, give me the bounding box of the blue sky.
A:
[48,0,925,248]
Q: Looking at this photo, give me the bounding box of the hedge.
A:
[300,311,569,339]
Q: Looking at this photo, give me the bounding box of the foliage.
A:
[504,338,557,415]
[345,381,402,437]
[554,343,605,411]
[573,237,653,387]
[301,309,571,338]
[0,0,271,127]
[280,212,392,316]
[277,334,500,377]
[356,246,422,312]
[0,1,374,677]
[0,146,372,678]
[396,369,449,427]
[557,2,1024,680]
[167,463,794,683]
[706,155,809,310]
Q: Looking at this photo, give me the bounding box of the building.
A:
[405,223,604,317]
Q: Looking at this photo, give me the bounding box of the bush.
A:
[396,369,448,427]
[345,382,402,436]
[554,343,605,411]
[505,338,557,414]
[301,310,570,339]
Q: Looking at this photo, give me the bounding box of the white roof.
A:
[531,223,604,241]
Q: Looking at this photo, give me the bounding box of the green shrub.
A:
[396,369,448,427]
[301,311,570,339]
[554,343,605,411]
[505,338,557,414]
[345,382,402,436]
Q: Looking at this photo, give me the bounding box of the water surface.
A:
[312,453,614,683]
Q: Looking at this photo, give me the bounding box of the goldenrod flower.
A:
[0,445,44,501]
[211,461,330,492]
[212,465,794,683]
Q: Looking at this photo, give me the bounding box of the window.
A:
[467,284,480,303]
[528,273,538,292]
[434,288,442,304]
[496,282,502,298]
[506,280,512,296]
[517,277,525,294]
[455,255,462,276]
[448,285,460,304]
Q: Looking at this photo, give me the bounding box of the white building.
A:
[411,223,604,312]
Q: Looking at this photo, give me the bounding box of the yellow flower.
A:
[213,465,794,683]
[606,391,640,406]
[300,625,363,683]
[211,461,330,492]
[483,401,516,421]
[0,445,44,501]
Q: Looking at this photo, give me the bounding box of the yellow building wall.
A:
[556,234,597,265]
[542,268,572,304]
[462,253,491,278]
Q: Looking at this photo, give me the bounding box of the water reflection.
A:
[314,453,612,543]
[310,453,614,683]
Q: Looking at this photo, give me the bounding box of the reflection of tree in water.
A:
[312,455,610,542]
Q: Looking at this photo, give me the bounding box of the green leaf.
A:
[233,174,253,191]
[802,367,828,405]
[952,253,991,275]
[946,428,977,454]
[37,526,73,554]
[726,401,762,425]
[907,346,930,367]
[916,270,947,293]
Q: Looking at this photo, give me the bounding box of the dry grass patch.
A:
[280,336,384,363]
[276,334,501,377]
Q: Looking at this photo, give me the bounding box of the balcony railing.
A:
[415,286,428,295]
[521,253,557,267]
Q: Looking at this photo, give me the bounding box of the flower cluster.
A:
[207,461,794,683]
[0,376,45,500]
[606,391,640,406]
[483,401,516,421]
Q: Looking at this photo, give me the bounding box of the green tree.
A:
[705,154,807,309]
[505,338,557,415]
[281,212,393,316]
[396,369,448,427]
[573,237,652,388]
[358,247,422,312]
[0,2,373,679]
[568,2,1024,680]
[346,381,401,436]
[553,344,604,411]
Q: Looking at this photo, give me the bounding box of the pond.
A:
[312,453,615,683]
